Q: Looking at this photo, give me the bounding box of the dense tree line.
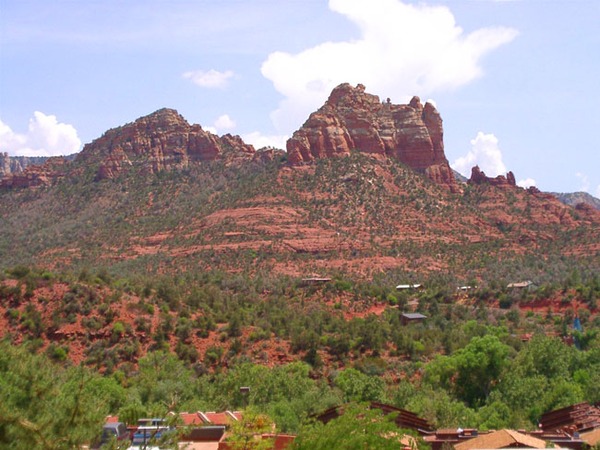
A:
[1,267,599,447]
[2,324,599,446]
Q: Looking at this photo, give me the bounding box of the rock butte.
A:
[286,83,458,192]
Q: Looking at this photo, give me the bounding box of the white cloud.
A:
[261,0,518,134]
[214,114,236,131]
[575,173,600,198]
[242,131,288,150]
[517,178,536,188]
[576,172,590,192]
[182,69,234,88]
[451,131,507,177]
[203,114,237,136]
[0,112,81,157]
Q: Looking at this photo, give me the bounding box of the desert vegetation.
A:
[1,151,599,448]
[1,264,599,447]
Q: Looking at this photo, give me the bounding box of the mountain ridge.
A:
[0,83,598,282]
[2,82,597,209]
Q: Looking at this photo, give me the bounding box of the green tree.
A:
[0,342,108,449]
[220,408,275,450]
[334,368,385,403]
[292,403,426,450]
[424,334,511,407]
[133,351,195,410]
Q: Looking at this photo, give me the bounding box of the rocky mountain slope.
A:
[1,83,599,383]
[0,84,598,283]
[551,191,600,210]
[0,153,48,177]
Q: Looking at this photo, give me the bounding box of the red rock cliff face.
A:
[468,165,516,188]
[0,157,67,188]
[77,108,256,180]
[286,83,457,191]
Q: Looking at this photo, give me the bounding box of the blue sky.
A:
[1,0,599,195]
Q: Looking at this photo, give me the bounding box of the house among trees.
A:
[539,402,600,443]
[423,428,481,450]
[315,401,432,433]
[507,280,538,291]
[401,312,427,325]
[453,429,550,450]
[457,285,474,292]
[396,283,423,290]
[299,277,332,287]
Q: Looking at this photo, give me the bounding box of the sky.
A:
[1,0,599,196]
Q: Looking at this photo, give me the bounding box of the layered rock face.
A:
[76,108,256,180]
[468,165,517,188]
[0,153,49,180]
[0,157,68,188]
[286,83,457,190]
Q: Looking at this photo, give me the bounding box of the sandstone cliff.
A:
[0,153,49,179]
[76,108,257,180]
[286,83,458,191]
[0,157,68,188]
[468,165,516,188]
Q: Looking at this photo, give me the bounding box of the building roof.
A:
[401,313,427,320]
[580,428,600,446]
[300,277,331,283]
[315,402,432,433]
[454,429,549,450]
[179,442,220,450]
[396,284,422,290]
[201,411,241,426]
[507,280,534,288]
[218,433,295,450]
[540,403,600,432]
[180,412,205,426]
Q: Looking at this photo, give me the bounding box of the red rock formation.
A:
[468,165,516,188]
[0,152,12,178]
[0,157,67,188]
[251,148,286,164]
[0,153,51,180]
[95,148,132,181]
[286,83,457,191]
[77,108,257,180]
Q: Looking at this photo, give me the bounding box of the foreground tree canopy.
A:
[0,267,599,447]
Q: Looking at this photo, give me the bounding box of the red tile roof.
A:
[180,412,205,426]
[454,429,548,450]
[580,428,600,446]
[201,411,242,426]
[540,403,600,433]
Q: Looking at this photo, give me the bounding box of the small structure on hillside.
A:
[299,277,332,287]
[507,280,538,291]
[396,283,423,290]
[457,285,474,292]
[401,312,427,325]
